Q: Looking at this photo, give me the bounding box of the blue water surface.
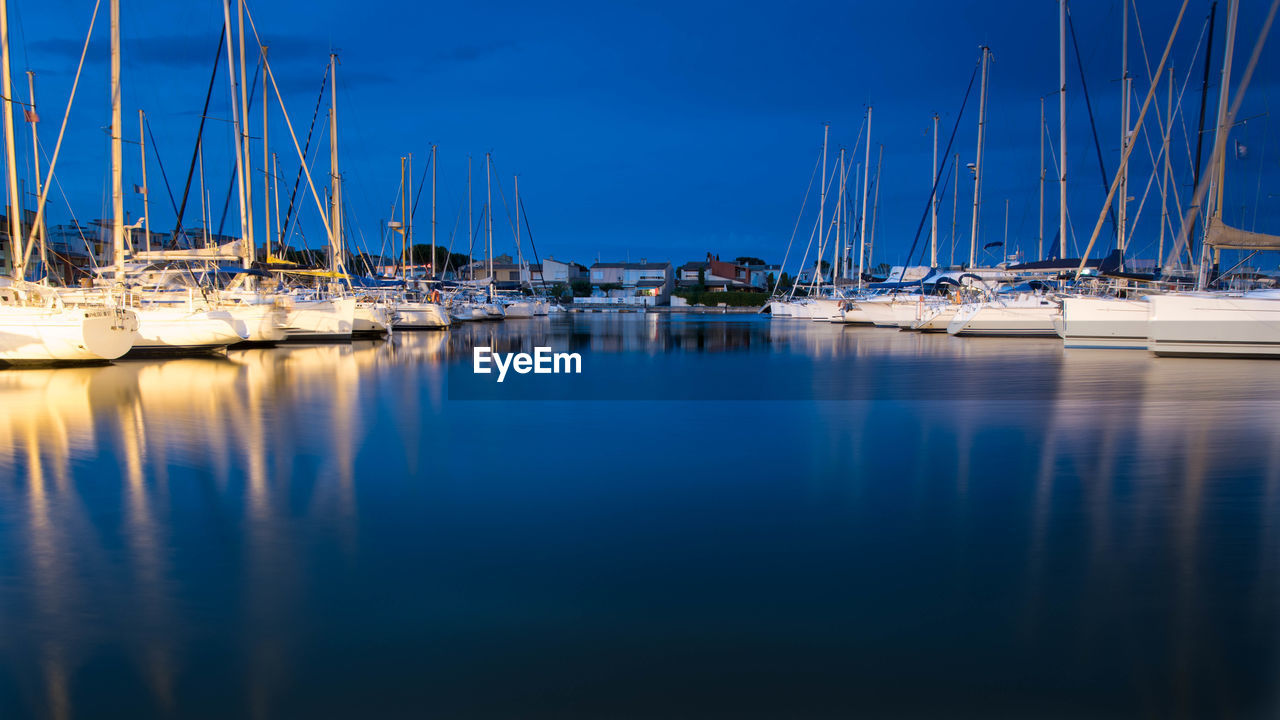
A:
[1,314,1278,719]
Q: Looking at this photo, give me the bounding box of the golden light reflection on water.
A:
[1,318,1279,717]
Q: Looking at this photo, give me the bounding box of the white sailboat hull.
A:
[947,300,1060,337]
[912,304,958,332]
[856,299,900,327]
[132,306,248,353]
[224,302,287,343]
[504,301,537,318]
[831,302,873,324]
[393,302,450,329]
[0,305,137,364]
[1148,293,1280,357]
[1059,296,1150,349]
[353,303,393,335]
[284,297,357,341]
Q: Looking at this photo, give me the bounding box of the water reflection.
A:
[0,316,1278,717]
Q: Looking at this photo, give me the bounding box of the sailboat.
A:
[0,0,138,363]
[388,149,450,330]
[1143,0,1280,358]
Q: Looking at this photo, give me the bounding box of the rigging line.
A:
[1249,97,1269,231]
[1139,5,1208,181]
[1075,0,1193,275]
[900,59,979,272]
[519,191,543,278]
[173,23,224,243]
[808,161,843,294]
[1187,0,1219,267]
[280,66,329,252]
[144,117,180,233]
[786,203,824,301]
[19,0,100,273]
[440,192,465,277]
[486,158,522,251]
[408,150,433,227]
[1067,4,1119,240]
[770,148,821,303]
[216,55,261,237]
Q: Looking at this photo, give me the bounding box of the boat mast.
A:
[870,144,883,270]
[110,0,123,280]
[1159,66,1172,270]
[328,53,341,276]
[467,156,472,283]
[399,155,406,277]
[238,0,254,266]
[1199,0,1238,289]
[0,0,20,280]
[262,45,270,262]
[138,109,150,253]
[408,152,414,271]
[514,174,523,282]
[835,147,845,283]
[430,144,437,281]
[1118,0,1129,256]
[1059,1,1068,260]
[1038,96,1045,261]
[25,71,46,281]
[817,122,828,292]
[272,152,281,253]
[930,113,939,268]
[859,109,871,286]
[970,47,989,269]
[485,152,493,287]
[220,0,248,269]
[952,153,959,266]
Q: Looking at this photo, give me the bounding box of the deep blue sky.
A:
[8,0,1279,269]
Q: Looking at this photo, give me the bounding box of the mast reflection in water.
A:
[1,315,1278,718]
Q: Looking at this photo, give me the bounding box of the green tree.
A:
[735,256,766,266]
[570,279,593,297]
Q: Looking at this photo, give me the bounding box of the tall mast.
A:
[430,144,437,281]
[1059,0,1068,260]
[930,113,939,267]
[859,109,871,286]
[399,155,406,275]
[870,144,883,270]
[272,152,281,252]
[1038,96,1045,261]
[25,71,46,280]
[514,174,523,276]
[818,122,828,290]
[835,147,845,282]
[138,109,150,253]
[0,0,20,279]
[262,45,270,261]
[952,153,959,265]
[970,47,989,268]
[485,152,493,285]
[1199,0,1238,288]
[328,54,341,274]
[1118,0,1129,254]
[1159,65,1172,270]
[110,0,123,280]
[408,152,414,272]
[467,156,472,282]
[850,161,860,278]
[238,0,253,264]
[220,0,248,268]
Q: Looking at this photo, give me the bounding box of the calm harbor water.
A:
[2,314,1279,718]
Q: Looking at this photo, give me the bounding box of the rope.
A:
[899,60,979,273]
